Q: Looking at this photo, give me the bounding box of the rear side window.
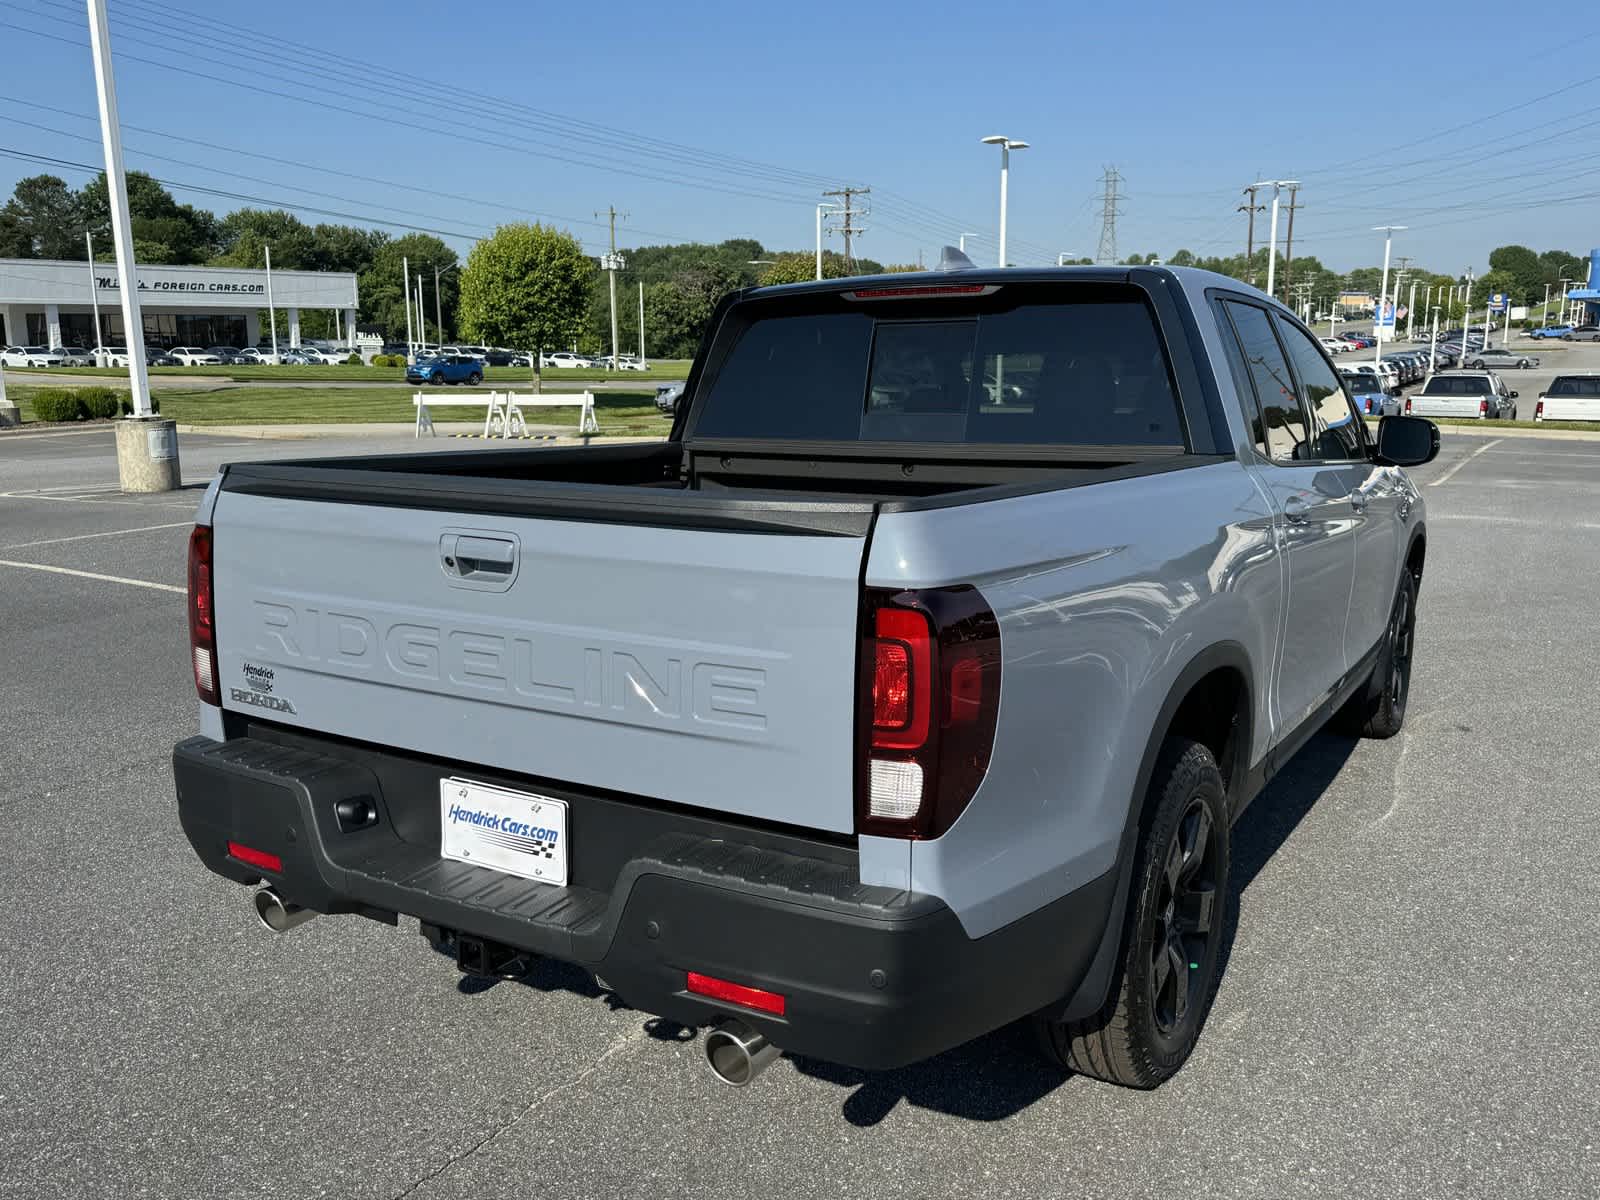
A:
[1548,377,1600,397]
[691,286,1185,447]
[1220,301,1310,462]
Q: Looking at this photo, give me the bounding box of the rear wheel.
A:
[1337,570,1416,739]
[1034,738,1230,1088]
[430,371,445,386]
[466,371,482,386]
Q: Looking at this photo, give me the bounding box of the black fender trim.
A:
[1053,641,1255,1021]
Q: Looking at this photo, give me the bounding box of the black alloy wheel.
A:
[1383,576,1415,719]
[1147,797,1225,1039]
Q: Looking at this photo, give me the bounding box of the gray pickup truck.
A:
[174,264,1438,1089]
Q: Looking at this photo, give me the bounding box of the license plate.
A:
[439,778,569,887]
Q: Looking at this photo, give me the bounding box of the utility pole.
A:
[403,254,412,359]
[822,187,869,271]
[1239,184,1266,284]
[596,204,628,370]
[1282,184,1302,300]
[1095,167,1123,264]
[638,281,645,364]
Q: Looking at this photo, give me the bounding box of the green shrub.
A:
[345,353,363,365]
[116,395,161,416]
[79,386,123,419]
[31,388,85,422]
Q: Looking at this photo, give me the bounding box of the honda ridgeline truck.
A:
[174,264,1438,1089]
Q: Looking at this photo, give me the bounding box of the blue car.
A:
[1340,372,1397,416]
[1527,324,1573,339]
[405,353,484,386]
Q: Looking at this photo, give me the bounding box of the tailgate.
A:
[208,491,869,833]
[1409,396,1479,417]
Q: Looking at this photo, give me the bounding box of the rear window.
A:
[1422,376,1492,395]
[691,284,1184,447]
[1548,377,1600,397]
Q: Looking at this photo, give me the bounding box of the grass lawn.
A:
[5,384,670,436]
[23,361,692,385]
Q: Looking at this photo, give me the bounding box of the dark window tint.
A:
[1223,301,1310,462]
[1422,376,1492,395]
[692,291,1184,447]
[1213,307,1266,450]
[1278,318,1364,460]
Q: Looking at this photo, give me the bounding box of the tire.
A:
[1469,359,1483,369]
[1337,570,1417,739]
[1519,360,1530,370]
[1034,738,1230,1089]
[466,371,482,386]
[1562,334,1574,342]
[430,371,445,386]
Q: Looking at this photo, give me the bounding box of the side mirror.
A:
[1510,390,1519,399]
[1375,415,1439,467]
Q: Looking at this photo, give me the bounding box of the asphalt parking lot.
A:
[2,426,1598,1199]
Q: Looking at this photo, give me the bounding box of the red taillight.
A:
[1479,398,1488,417]
[187,524,218,705]
[858,587,1001,839]
[1404,396,1412,414]
[1535,399,1544,420]
[871,606,931,750]
[227,841,282,873]
[686,971,786,1016]
[842,284,996,301]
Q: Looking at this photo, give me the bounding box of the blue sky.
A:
[2,0,1597,274]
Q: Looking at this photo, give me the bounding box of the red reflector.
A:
[227,841,282,873]
[843,284,996,300]
[686,971,786,1016]
[873,640,911,728]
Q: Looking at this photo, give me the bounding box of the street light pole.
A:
[1428,305,1441,379]
[981,135,1028,268]
[86,0,151,418]
[402,254,412,360]
[1372,224,1406,374]
[85,231,103,359]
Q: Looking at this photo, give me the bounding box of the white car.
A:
[1,345,67,367]
[1319,336,1347,355]
[290,347,346,365]
[53,346,94,366]
[611,354,650,371]
[1535,374,1600,422]
[234,348,277,365]
[92,345,130,366]
[170,346,223,366]
[540,351,594,369]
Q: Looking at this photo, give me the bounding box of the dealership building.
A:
[0,258,358,349]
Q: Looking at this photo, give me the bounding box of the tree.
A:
[80,171,217,264]
[360,233,457,341]
[1168,249,1196,267]
[0,175,85,258]
[1487,245,1541,304]
[213,208,316,268]
[757,251,848,285]
[458,223,589,355]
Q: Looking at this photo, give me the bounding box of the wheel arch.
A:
[1053,641,1254,1021]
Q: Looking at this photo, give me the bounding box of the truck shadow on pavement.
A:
[446,732,1358,1124]
[789,730,1360,1125]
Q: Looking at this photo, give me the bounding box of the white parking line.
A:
[0,559,184,593]
[3,520,192,550]
[1428,438,1503,487]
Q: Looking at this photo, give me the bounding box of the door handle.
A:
[1348,489,1370,512]
[439,532,519,590]
[1282,496,1310,524]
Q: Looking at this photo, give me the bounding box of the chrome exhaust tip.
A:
[703,1018,779,1087]
[253,888,316,933]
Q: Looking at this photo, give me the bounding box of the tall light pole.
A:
[1428,305,1441,378]
[264,245,278,363]
[86,0,151,418]
[1260,180,1300,301]
[85,231,103,358]
[815,203,838,280]
[402,254,413,360]
[959,233,979,254]
[981,135,1028,268]
[638,281,646,364]
[1372,224,1406,373]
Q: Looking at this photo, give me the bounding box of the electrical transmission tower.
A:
[822,187,870,271]
[1095,168,1123,264]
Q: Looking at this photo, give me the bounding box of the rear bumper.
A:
[173,733,1113,1070]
